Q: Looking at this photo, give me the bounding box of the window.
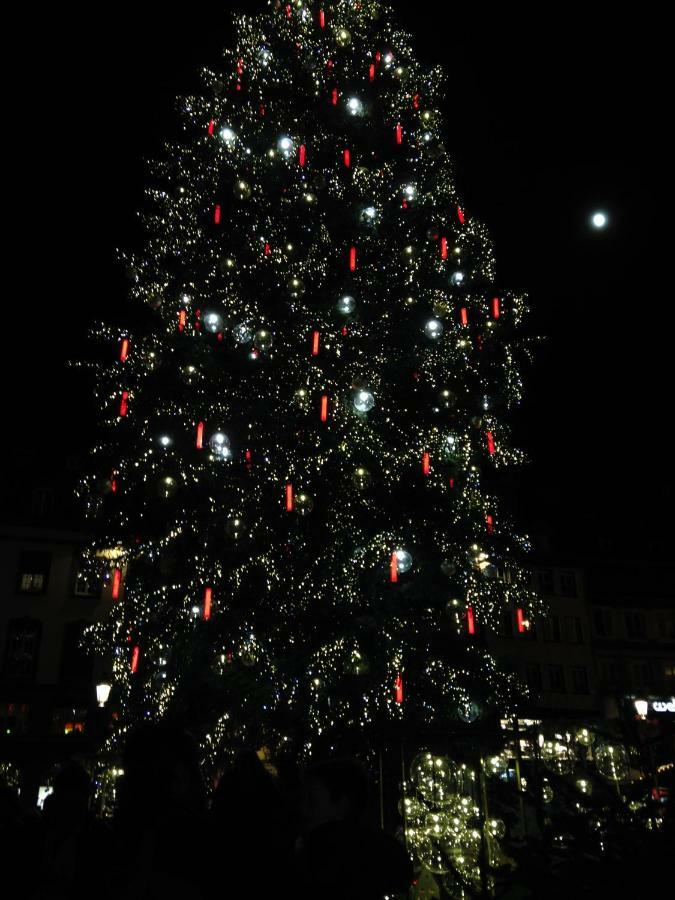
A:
[570,666,590,694]
[537,570,554,595]
[60,622,93,685]
[593,608,613,638]
[657,614,675,641]
[632,662,652,690]
[525,662,542,692]
[51,708,87,737]
[599,659,624,689]
[560,571,578,597]
[497,609,513,638]
[2,618,42,682]
[0,702,30,736]
[625,611,647,639]
[16,550,51,594]
[542,616,561,642]
[547,665,566,693]
[663,662,675,688]
[31,488,54,519]
[499,567,514,585]
[73,569,100,598]
[563,616,583,644]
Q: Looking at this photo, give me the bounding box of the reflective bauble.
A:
[394,549,413,573]
[438,388,457,409]
[594,742,630,782]
[540,736,576,776]
[360,206,379,227]
[233,179,252,201]
[254,329,273,351]
[410,753,456,806]
[346,96,363,116]
[336,27,352,46]
[232,322,254,344]
[157,476,179,499]
[209,432,231,460]
[287,277,306,298]
[353,390,375,413]
[294,492,314,516]
[218,256,236,274]
[203,310,224,334]
[449,270,466,287]
[457,700,480,723]
[225,516,247,540]
[401,244,418,264]
[337,294,356,315]
[352,467,372,490]
[424,318,444,339]
[486,754,509,777]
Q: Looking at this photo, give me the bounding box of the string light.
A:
[76,0,540,779]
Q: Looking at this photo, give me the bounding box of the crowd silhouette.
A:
[0,723,413,899]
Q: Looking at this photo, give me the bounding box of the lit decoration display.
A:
[75,0,542,774]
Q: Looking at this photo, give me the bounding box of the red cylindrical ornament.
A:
[312,330,320,356]
[131,645,140,673]
[299,144,307,167]
[264,242,271,256]
[320,395,329,422]
[196,421,205,450]
[440,237,448,260]
[369,63,376,82]
[214,204,221,225]
[343,148,351,168]
[448,477,455,489]
[286,484,294,512]
[119,391,129,417]
[396,123,403,145]
[285,4,292,18]
[395,674,404,704]
[111,472,118,494]
[460,307,469,327]
[349,246,357,271]
[208,119,215,136]
[457,205,465,224]
[375,51,382,65]
[112,568,122,600]
[204,587,213,621]
[319,9,326,28]
[467,606,476,635]
[487,431,496,456]
[390,552,399,584]
[119,338,130,362]
[332,88,339,106]
[492,297,501,319]
[422,451,430,475]
[178,309,187,332]
[486,513,494,534]
[516,607,526,633]
[412,93,421,109]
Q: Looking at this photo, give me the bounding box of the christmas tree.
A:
[80,0,541,765]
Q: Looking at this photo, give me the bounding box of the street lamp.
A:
[634,698,649,720]
[96,680,112,708]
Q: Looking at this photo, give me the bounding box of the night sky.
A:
[9,3,666,549]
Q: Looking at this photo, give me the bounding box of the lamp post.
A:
[632,697,660,813]
[96,680,112,708]
[634,698,648,720]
